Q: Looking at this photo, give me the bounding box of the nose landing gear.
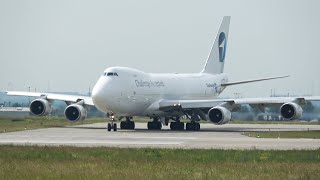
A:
[107,114,117,131]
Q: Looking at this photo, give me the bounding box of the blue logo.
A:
[218,32,227,62]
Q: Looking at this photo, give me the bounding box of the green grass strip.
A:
[0,146,319,179]
[243,130,320,139]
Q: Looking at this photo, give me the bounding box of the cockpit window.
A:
[103,72,119,77]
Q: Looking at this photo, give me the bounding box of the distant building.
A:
[0,107,30,117]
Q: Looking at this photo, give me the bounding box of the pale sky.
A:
[0,0,319,97]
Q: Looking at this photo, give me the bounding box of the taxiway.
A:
[0,123,319,150]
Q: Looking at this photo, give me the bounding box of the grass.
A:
[243,130,320,139]
[231,119,320,125]
[0,146,319,179]
[0,116,107,133]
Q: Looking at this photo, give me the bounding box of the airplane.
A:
[6,16,320,131]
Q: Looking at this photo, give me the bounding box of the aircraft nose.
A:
[91,79,107,111]
[91,86,100,101]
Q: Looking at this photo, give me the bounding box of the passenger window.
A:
[107,72,114,76]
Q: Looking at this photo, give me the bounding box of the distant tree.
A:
[12,102,22,107]
[304,101,315,112]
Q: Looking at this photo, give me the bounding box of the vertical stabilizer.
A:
[201,16,230,74]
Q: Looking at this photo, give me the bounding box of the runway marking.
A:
[103,136,196,140]
[0,135,197,140]
[0,140,184,145]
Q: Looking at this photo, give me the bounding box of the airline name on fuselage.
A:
[135,80,165,88]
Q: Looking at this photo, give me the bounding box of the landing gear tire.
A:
[120,121,135,130]
[107,123,112,131]
[113,123,117,131]
[107,122,117,131]
[120,121,124,129]
[131,122,135,129]
[186,122,200,131]
[170,122,184,130]
[147,121,162,130]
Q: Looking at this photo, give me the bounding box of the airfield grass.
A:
[243,130,320,139]
[0,146,319,179]
[0,116,107,133]
[231,119,320,125]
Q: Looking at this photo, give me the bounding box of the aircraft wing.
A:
[159,96,320,112]
[6,91,94,106]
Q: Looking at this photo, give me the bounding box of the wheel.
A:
[170,122,176,130]
[186,122,198,131]
[148,121,161,130]
[147,122,152,130]
[113,123,117,131]
[120,121,125,129]
[107,123,112,131]
[157,122,162,130]
[130,121,135,130]
[196,123,200,131]
[179,122,184,130]
[186,123,192,131]
[171,122,183,130]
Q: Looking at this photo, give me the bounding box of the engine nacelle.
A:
[208,106,231,125]
[280,102,303,120]
[29,99,52,116]
[64,104,87,122]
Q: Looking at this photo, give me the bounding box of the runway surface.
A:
[0,123,320,150]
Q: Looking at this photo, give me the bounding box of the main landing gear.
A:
[147,118,162,130]
[120,117,135,130]
[170,117,184,130]
[186,121,200,131]
[169,117,200,131]
[184,113,201,131]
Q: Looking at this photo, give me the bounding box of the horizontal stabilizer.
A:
[221,75,289,87]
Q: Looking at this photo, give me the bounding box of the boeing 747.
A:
[7,16,320,131]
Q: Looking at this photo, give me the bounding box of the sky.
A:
[0,0,319,97]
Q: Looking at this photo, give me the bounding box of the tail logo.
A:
[218,32,227,62]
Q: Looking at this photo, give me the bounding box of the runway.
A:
[0,123,320,150]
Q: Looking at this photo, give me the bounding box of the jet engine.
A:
[64,104,87,122]
[280,102,303,120]
[29,99,52,116]
[208,106,231,125]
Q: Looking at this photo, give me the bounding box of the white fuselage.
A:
[91,67,228,117]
